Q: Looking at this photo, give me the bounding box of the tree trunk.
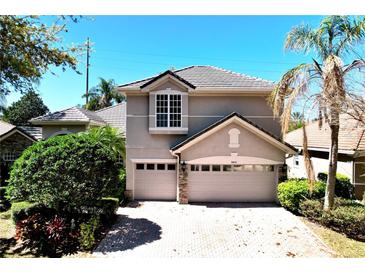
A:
[324,117,340,211]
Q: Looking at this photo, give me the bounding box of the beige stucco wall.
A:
[42,125,87,139]
[125,80,282,192]
[181,123,284,162]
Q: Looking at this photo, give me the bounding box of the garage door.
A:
[188,164,277,202]
[134,163,177,200]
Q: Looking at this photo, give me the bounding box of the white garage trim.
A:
[186,156,283,165]
[131,158,177,163]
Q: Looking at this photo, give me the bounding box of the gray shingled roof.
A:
[31,107,106,125]
[119,65,274,89]
[19,126,43,140]
[0,120,15,136]
[95,102,126,134]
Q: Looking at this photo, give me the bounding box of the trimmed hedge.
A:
[317,172,354,199]
[277,179,326,213]
[300,198,365,241]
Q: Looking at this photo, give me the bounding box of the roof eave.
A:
[0,128,37,142]
[292,145,356,155]
[30,120,89,126]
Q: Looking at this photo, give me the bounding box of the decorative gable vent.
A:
[228,128,240,148]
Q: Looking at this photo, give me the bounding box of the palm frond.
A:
[270,63,316,135]
[343,59,365,74]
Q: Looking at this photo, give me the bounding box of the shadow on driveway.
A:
[95,215,162,254]
[191,202,280,208]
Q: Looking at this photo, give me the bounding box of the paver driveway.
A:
[94,201,334,258]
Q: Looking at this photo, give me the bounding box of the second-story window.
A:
[156,94,181,127]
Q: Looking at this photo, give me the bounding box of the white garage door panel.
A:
[188,172,276,202]
[135,170,176,200]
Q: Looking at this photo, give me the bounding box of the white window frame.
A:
[155,92,182,128]
[293,155,300,168]
[1,152,19,162]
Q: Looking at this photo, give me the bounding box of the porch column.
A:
[178,161,188,204]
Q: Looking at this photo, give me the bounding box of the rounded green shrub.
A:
[317,172,354,199]
[7,131,120,210]
[277,179,325,213]
[299,199,323,220]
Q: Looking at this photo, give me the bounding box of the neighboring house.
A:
[1,103,126,185]
[118,65,296,204]
[285,114,365,199]
[0,120,42,185]
[30,103,126,139]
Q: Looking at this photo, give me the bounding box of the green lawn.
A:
[302,218,365,258]
[0,210,38,258]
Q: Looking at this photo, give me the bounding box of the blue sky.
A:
[6,16,323,112]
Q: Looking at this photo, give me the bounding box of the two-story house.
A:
[119,66,295,204]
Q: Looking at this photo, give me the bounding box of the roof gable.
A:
[0,127,37,142]
[140,70,196,91]
[171,112,296,154]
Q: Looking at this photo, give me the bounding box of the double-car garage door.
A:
[134,162,277,202]
[188,164,277,202]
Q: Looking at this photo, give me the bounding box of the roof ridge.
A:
[72,106,94,121]
[208,65,275,84]
[95,102,126,113]
[77,107,108,123]
[31,106,78,120]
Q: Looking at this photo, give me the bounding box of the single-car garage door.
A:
[134,163,177,200]
[188,164,277,202]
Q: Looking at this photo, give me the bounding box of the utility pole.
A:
[85,37,90,105]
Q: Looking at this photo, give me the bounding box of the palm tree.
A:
[291,111,303,122]
[87,126,126,161]
[270,16,365,210]
[83,78,125,111]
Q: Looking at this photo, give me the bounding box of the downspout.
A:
[170,150,180,202]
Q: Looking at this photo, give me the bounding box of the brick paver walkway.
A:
[94,201,334,258]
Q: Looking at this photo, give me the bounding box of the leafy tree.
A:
[83,78,124,111]
[270,16,365,210]
[0,15,83,96]
[2,91,49,125]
